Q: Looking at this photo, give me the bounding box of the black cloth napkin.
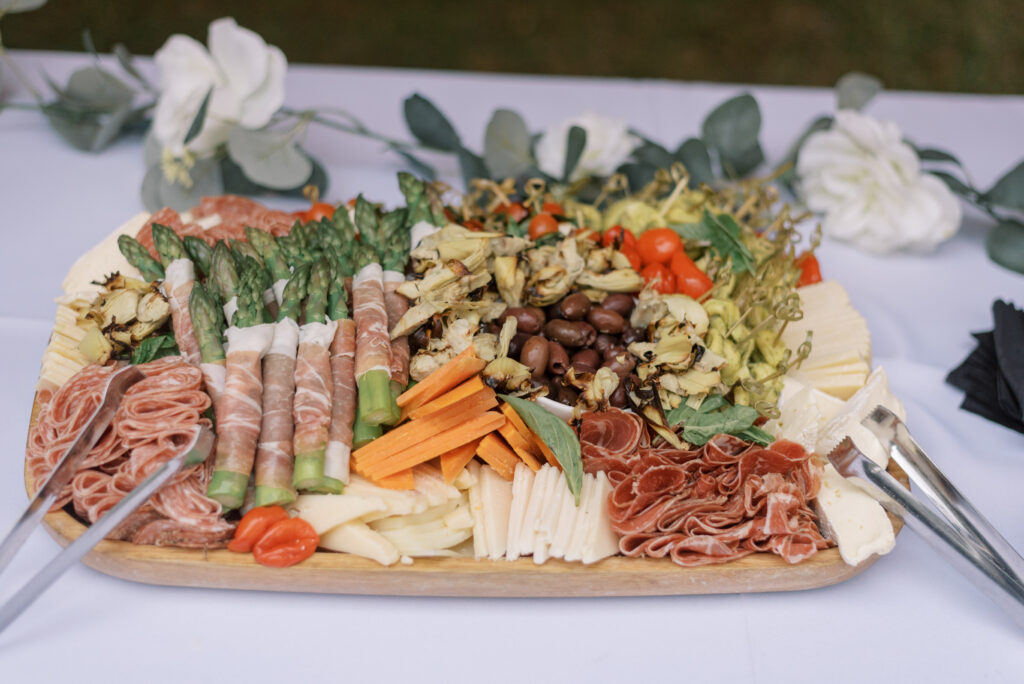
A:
[947,300,1024,434]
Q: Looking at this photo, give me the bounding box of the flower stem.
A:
[0,26,43,102]
[281,107,430,153]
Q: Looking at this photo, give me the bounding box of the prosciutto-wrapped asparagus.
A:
[326,275,357,486]
[206,259,274,510]
[245,225,292,306]
[252,266,308,507]
[188,281,227,406]
[152,223,202,365]
[210,241,240,325]
[292,259,338,492]
[352,251,395,427]
[118,234,165,282]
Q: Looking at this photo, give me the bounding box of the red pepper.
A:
[305,202,336,222]
[227,505,289,553]
[670,252,714,299]
[619,245,643,272]
[795,251,823,287]
[640,263,676,294]
[251,517,320,568]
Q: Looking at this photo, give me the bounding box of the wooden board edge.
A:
[25,391,906,598]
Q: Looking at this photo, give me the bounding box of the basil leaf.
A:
[502,395,583,504]
[670,211,754,273]
[736,425,774,446]
[666,397,768,447]
[131,335,179,364]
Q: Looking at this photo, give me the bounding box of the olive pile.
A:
[497,292,644,408]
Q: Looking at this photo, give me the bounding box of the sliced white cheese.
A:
[817,366,906,468]
[319,521,400,566]
[291,494,387,535]
[452,466,476,491]
[518,465,551,557]
[505,463,535,561]
[582,471,620,564]
[563,474,595,562]
[467,461,488,559]
[533,468,566,564]
[548,475,583,559]
[62,211,148,295]
[816,464,895,566]
[479,465,513,560]
[344,475,429,520]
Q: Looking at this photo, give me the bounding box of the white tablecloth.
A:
[1,51,1022,681]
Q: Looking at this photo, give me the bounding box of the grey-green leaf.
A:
[502,395,583,505]
[457,146,489,188]
[633,140,674,169]
[916,147,962,166]
[986,220,1024,275]
[483,109,533,180]
[982,161,1024,211]
[930,170,974,198]
[563,125,587,181]
[183,88,212,146]
[403,94,460,151]
[675,138,714,187]
[617,162,657,192]
[701,93,764,178]
[63,66,134,111]
[226,127,313,190]
[836,72,883,111]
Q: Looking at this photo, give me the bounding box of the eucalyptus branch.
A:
[0,25,42,102]
[280,106,431,154]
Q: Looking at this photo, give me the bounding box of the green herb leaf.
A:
[672,211,754,274]
[701,93,764,178]
[562,125,587,181]
[674,138,714,187]
[226,126,313,190]
[930,170,975,198]
[183,88,212,146]
[131,335,179,364]
[835,72,882,111]
[633,140,674,169]
[982,160,1024,211]
[666,397,766,446]
[457,145,489,188]
[484,109,533,180]
[502,395,583,505]
[986,219,1024,275]
[403,94,461,151]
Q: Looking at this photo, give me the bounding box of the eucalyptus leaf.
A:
[633,140,675,169]
[63,66,133,111]
[0,0,47,13]
[562,125,587,181]
[502,395,583,504]
[456,145,489,188]
[43,101,132,152]
[227,126,313,190]
[483,109,532,180]
[982,161,1024,211]
[836,72,883,111]
[930,170,974,198]
[403,94,460,151]
[183,88,212,146]
[701,93,764,178]
[396,150,437,180]
[675,137,714,187]
[986,220,1024,274]
[113,43,151,89]
[617,162,657,192]
[141,157,224,212]
[916,147,962,166]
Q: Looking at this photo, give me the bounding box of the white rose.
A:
[797,110,961,253]
[535,112,639,181]
[153,17,286,156]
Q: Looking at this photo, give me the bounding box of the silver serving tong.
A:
[0,365,215,635]
[828,405,1024,630]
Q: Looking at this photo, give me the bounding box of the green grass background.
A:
[5,0,1022,93]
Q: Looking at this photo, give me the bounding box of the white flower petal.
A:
[237,45,287,129]
[535,112,638,181]
[208,17,269,100]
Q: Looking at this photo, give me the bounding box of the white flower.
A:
[153,17,286,156]
[535,112,639,181]
[797,110,961,253]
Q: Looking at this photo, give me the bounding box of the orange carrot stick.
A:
[407,376,489,421]
[501,402,559,468]
[497,420,542,471]
[439,439,483,483]
[395,347,484,409]
[362,412,505,478]
[475,434,519,481]
[375,469,415,490]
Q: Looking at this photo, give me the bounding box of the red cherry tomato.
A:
[640,263,676,294]
[670,252,714,299]
[227,506,289,553]
[251,517,320,568]
[619,246,643,271]
[463,218,485,232]
[305,202,336,222]
[795,251,823,287]
[576,228,602,243]
[346,198,358,209]
[541,201,565,216]
[636,228,683,266]
[528,213,559,240]
[602,225,638,251]
[495,202,528,222]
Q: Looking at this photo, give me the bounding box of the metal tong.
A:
[0,365,215,635]
[828,405,1024,630]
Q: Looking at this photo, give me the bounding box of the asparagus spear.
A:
[278,264,310,323]
[183,236,213,278]
[210,241,240,305]
[398,172,447,226]
[230,238,264,265]
[232,258,266,328]
[292,258,333,492]
[117,235,165,282]
[276,233,309,269]
[245,226,291,282]
[151,223,188,265]
[189,282,226,365]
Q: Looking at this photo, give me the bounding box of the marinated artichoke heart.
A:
[568,366,620,419]
[602,198,666,233]
[481,317,533,394]
[493,255,525,308]
[76,274,172,363]
[524,238,586,306]
[78,324,113,364]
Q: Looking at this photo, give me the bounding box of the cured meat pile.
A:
[26,357,234,547]
[580,409,830,566]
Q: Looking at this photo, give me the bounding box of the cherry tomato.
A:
[640,263,676,294]
[463,218,485,232]
[227,505,289,553]
[251,517,320,568]
[541,201,565,216]
[576,228,602,243]
[636,228,683,266]
[495,202,528,222]
[346,198,358,209]
[795,251,823,287]
[305,202,336,222]
[528,213,559,240]
[602,225,638,251]
[444,207,458,223]
[670,252,714,299]
[619,246,643,271]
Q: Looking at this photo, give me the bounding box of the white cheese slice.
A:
[563,474,595,562]
[548,475,583,560]
[817,366,906,467]
[62,211,148,295]
[343,474,428,520]
[792,370,870,400]
[319,521,400,566]
[291,494,387,535]
[518,465,551,557]
[467,461,488,559]
[452,466,476,491]
[479,465,513,560]
[505,463,535,561]
[582,471,620,564]
[816,463,895,565]
[533,469,566,564]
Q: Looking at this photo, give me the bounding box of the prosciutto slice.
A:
[292,321,337,486]
[327,319,357,483]
[353,263,392,383]
[254,319,299,503]
[580,409,830,567]
[163,258,201,364]
[383,270,411,388]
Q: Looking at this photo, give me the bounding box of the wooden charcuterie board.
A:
[25,395,907,598]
